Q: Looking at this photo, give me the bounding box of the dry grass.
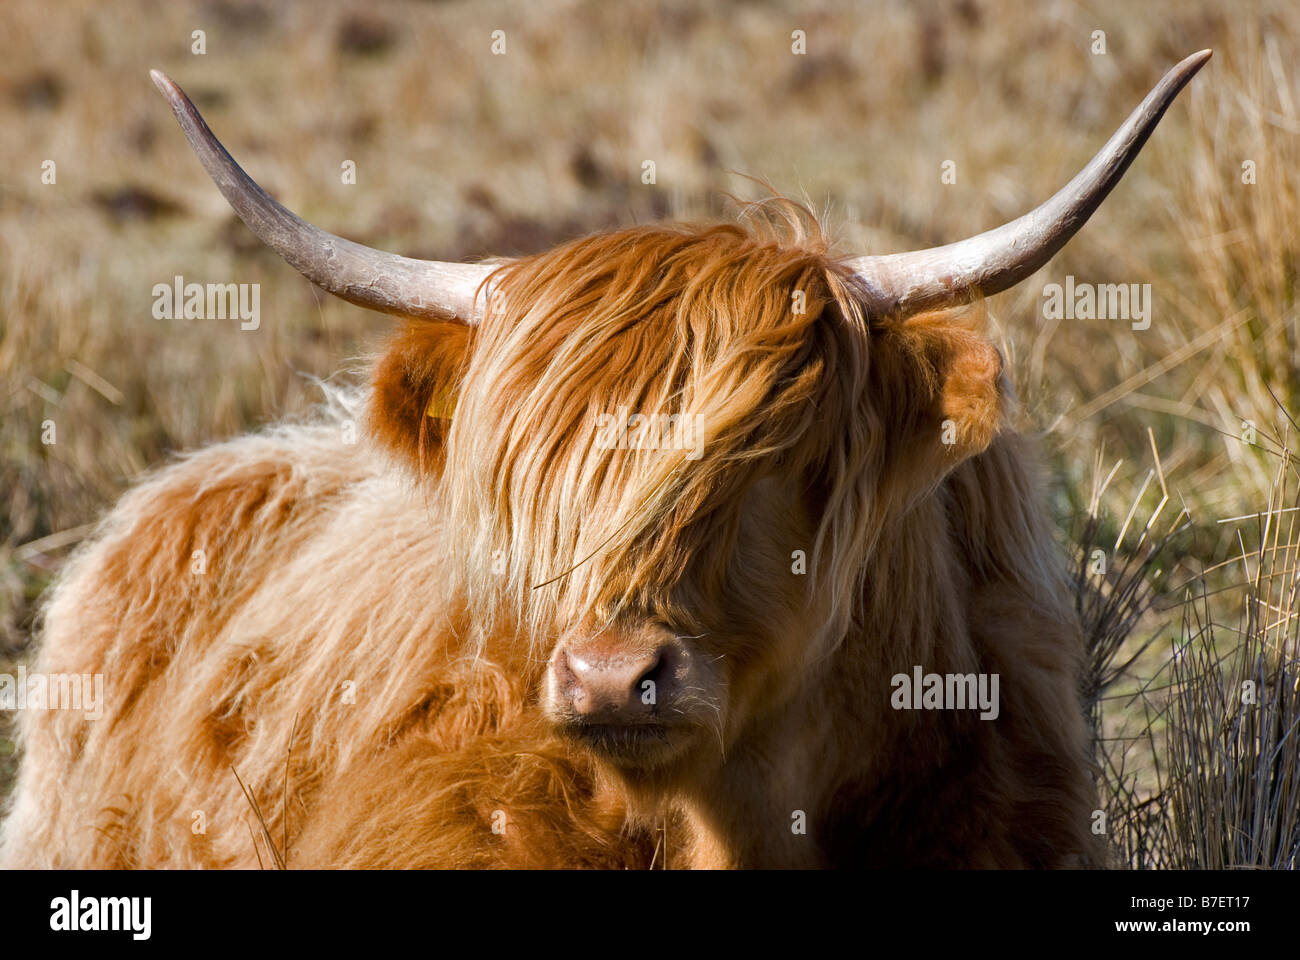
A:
[1088,436,1300,868]
[2,0,1298,866]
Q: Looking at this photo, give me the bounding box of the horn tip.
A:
[149,69,185,107]
[149,70,202,133]
[149,70,194,115]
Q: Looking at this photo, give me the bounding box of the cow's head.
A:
[151,51,1209,784]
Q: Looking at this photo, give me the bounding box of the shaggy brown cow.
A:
[0,51,1210,868]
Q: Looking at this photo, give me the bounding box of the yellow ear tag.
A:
[425,387,457,420]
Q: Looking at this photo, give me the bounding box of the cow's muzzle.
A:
[544,624,718,768]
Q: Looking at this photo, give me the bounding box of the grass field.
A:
[1,0,1297,865]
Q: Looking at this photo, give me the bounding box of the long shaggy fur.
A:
[1,205,1101,868]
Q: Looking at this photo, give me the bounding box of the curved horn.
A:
[150,70,494,322]
[845,49,1211,317]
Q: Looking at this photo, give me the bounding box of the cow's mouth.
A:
[559,720,683,766]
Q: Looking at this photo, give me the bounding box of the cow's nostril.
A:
[634,649,668,707]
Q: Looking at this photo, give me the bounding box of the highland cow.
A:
[0,51,1210,868]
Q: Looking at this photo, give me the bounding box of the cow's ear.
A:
[367,321,475,474]
[877,311,1004,494]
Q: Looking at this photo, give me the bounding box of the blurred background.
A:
[2,0,1297,865]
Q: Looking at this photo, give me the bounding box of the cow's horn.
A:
[845,49,1211,317]
[150,70,494,323]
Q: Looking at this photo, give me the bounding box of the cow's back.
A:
[1,418,374,867]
